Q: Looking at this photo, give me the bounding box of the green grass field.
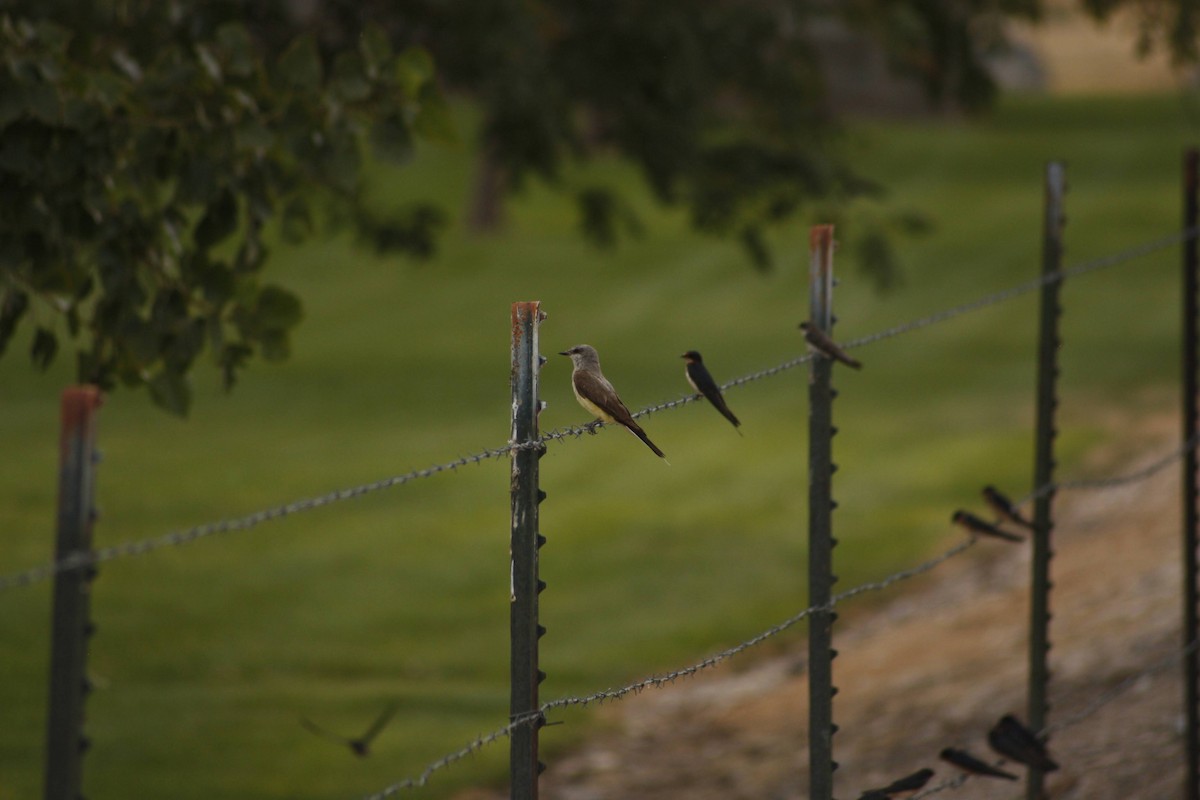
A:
[2,92,1196,799]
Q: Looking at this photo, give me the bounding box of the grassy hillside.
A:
[0,92,1195,799]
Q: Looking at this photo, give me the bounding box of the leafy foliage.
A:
[1,0,1192,412]
[0,4,448,413]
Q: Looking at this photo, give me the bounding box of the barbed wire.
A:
[1057,431,1200,491]
[364,537,979,798]
[0,226,1191,592]
[847,226,1197,352]
[0,445,519,592]
[1004,429,1200,511]
[1046,637,1200,736]
[365,421,1200,798]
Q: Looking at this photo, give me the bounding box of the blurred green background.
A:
[1,92,1196,798]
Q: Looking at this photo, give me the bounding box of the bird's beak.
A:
[557,350,570,356]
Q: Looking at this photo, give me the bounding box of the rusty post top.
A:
[59,388,102,462]
[511,301,544,337]
[809,224,834,252]
[59,386,103,442]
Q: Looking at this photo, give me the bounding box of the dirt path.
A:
[457,412,1193,799]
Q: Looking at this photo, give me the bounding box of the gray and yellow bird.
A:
[560,344,667,460]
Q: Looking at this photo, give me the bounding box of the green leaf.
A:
[218,342,252,390]
[359,23,392,79]
[31,326,57,370]
[194,188,238,248]
[396,47,435,99]
[255,285,303,330]
[0,289,29,357]
[331,52,372,103]
[147,369,191,417]
[276,35,322,92]
[216,23,256,78]
[121,316,158,365]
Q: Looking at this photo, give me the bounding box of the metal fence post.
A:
[44,386,103,800]
[1181,146,1200,800]
[807,225,839,800]
[510,301,547,800]
[1027,161,1066,800]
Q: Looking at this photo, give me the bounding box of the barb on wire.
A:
[364,538,977,798]
[0,444,520,592]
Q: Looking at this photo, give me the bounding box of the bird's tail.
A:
[627,423,668,462]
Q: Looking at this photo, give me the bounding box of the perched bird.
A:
[681,350,742,433]
[982,485,1034,530]
[939,747,1018,781]
[799,321,862,369]
[559,344,667,460]
[301,701,400,757]
[987,714,1059,772]
[857,767,935,799]
[951,510,1024,543]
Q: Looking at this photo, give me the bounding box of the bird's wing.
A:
[362,701,401,742]
[573,369,636,426]
[300,717,351,745]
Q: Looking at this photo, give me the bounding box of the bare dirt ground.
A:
[455,410,1195,799]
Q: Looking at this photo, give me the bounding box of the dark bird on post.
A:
[799,321,862,369]
[951,510,1024,543]
[987,714,1059,772]
[681,350,741,433]
[939,747,1018,780]
[300,701,400,758]
[559,344,667,461]
[857,767,935,798]
[982,485,1035,530]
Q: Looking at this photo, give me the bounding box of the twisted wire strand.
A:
[1045,637,1200,735]
[0,445,517,592]
[847,226,1197,352]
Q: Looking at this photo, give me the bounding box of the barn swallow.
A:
[681,350,742,433]
[939,747,1018,780]
[799,321,862,369]
[857,767,935,798]
[987,714,1059,772]
[982,485,1034,530]
[301,701,400,757]
[951,510,1024,543]
[560,344,667,461]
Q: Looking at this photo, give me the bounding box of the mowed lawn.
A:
[1,93,1195,799]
